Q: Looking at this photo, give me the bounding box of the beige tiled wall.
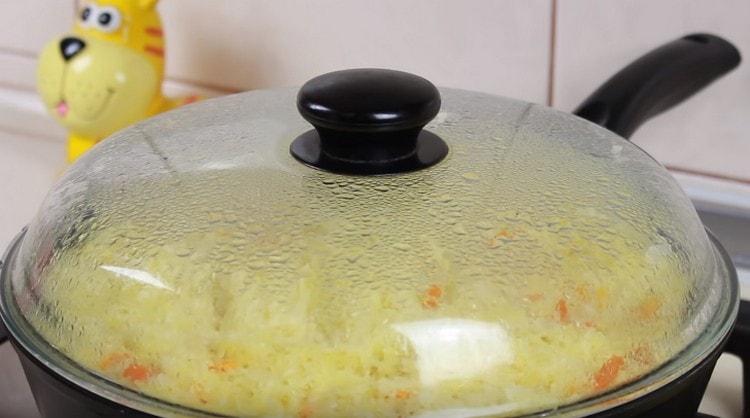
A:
[0,0,554,99]
[160,0,553,100]
[0,131,64,251]
[554,0,750,182]
[0,0,73,54]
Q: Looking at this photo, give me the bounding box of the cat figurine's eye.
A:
[94,6,122,33]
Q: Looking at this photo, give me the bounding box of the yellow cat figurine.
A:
[37,0,199,162]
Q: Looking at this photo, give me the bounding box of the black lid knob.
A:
[291,69,448,175]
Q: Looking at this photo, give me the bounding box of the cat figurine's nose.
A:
[60,37,86,61]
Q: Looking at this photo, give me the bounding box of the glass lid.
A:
[2,69,734,417]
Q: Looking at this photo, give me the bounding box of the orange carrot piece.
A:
[395,389,413,400]
[594,355,624,390]
[426,284,443,299]
[556,299,569,323]
[123,363,153,383]
[422,284,444,309]
[495,229,512,238]
[422,298,439,309]
[298,404,313,418]
[209,358,238,373]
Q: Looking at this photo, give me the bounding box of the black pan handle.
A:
[724,300,750,418]
[574,33,741,139]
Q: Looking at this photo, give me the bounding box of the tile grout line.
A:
[0,48,237,95]
[546,0,558,107]
[0,124,64,144]
[0,80,37,93]
[0,46,37,59]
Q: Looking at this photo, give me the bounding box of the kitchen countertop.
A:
[0,343,38,418]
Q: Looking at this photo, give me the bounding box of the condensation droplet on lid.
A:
[346,249,364,263]
[452,225,467,235]
[247,260,266,270]
[393,243,411,251]
[269,254,289,263]
[462,172,480,182]
[174,247,191,257]
[475,220,494,230]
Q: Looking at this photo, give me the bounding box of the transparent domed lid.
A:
[4,70,734,417]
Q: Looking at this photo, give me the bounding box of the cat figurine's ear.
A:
[138,0,159,10]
